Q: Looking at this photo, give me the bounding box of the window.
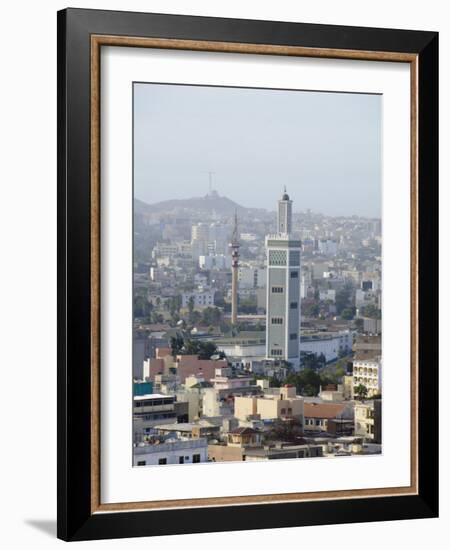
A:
[290,301,298,309]
[290,251,300,266]
[281,408,286,414]
[158,458,167,465]
[290,333,297,340]
[271,286,284,294]
[270,349,283,356]
[269,250,287,266]
[193,454,201,463]
[178,456,184,464]
[290,270,298,278]
[271,317,283,325]
[137,460,146,466]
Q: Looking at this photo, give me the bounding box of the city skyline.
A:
[134,83,381,217]
[135,190,381,220]
[132,82,383,468]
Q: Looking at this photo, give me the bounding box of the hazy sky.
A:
[134,83,381,217]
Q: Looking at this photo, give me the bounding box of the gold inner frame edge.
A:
[90,35,419,514]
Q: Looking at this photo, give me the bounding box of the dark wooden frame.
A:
[57,7,438,541]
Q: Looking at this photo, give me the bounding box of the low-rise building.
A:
[202,384,261,417]
[134,438,208,466]
[153,420,221,441]
[226,427,263,447]
[319,384,345,402]
[244,443,323,461]
[215,332,266,368]
[234,385,304,423]
[176,355,228,384]
[133,393,178,441]
[303,401,354,433]
[199,254,231,270]
[300,330,353,363]
[181,290,215,309]
[354,399,382,443]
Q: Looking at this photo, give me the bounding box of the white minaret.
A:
[265,188,301,369]
[229,211,240,325]
[277,186,293,234]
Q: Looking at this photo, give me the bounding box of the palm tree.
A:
[354,384,368,400]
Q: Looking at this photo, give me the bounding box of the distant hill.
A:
[134,191,266,218]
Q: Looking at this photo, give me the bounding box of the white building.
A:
[355,288,379,308]
[152,242,179,259]
[319,289,336,302]
[318,239,338,256]
[191,222,230,258]
[199,254,231,270]
[265,189,301,368]
[300,270,312,299]
[181,290,215,309]
[353,356,382,397]
[208,222,229,255]
[240,233,258,242]
[149,266,167,283]
[238,266,267,289]
[300,331,353,363]
[133,438,208,466]
[354,400,382,443]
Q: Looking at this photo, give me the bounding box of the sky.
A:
[134,83,381,217]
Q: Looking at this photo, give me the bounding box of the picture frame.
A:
[57,7,438,541]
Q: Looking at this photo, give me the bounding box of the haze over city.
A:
[134,82,381,217]
[132,82,383,468]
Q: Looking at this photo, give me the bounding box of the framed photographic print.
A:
[57,8,438,541]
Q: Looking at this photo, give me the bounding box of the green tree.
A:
[170,334,184,357]
[174,338,223,360]
[284,368,322,396]
[301,352,325,371]
[201,307,222,327]
[341,307,355,320]
[268,375,282,388]
[354,384,368,400]
[361,304,381,319]
[303,303,320,317]
[335,283,353,314]
[198,341,221,359]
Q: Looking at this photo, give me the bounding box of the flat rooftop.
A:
[133,393,172,400]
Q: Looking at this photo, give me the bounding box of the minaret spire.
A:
[229,210,240,325]
[232,210,239,243]
[278,187,293,234]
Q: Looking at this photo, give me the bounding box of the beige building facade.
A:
[234,386,304,422]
